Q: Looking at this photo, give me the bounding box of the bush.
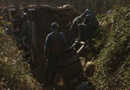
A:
[84,6,130,90]
[0,21,42,90]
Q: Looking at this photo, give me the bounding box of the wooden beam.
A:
[77,45,85,54]
[75,40,85,45]
[31,22,36,50]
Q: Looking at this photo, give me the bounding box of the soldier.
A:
[44,22,67,85]
[68,9,90,47]
[15,13,31,48]
[79,9,99,42]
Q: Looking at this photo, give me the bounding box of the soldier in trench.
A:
[7,13,33,62]
[15,13,32,48]
[78,9,99,42]
[68,9,89,47]
[8,13,33,53]
[44,22,67,85]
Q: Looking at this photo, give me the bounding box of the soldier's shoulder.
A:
[47,32,53,36]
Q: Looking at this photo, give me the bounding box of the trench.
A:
[11,5,95,90]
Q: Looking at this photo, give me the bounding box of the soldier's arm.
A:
[44,34,50,57]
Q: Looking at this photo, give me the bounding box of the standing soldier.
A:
[79,9,99,42]
[15,13,32,48]
[14,13,34,62]
[44,22,67,85]
[7,13,34,63]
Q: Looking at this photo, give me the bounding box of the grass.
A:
[84,5,130,90]
[0,20,42,90]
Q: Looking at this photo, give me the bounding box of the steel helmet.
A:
[81,9,91,18]
[51,22,59,31]
[84,9,91,14]
[22,13,29,19]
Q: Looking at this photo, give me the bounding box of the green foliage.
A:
[96,14,105,19]
[85,5,130,90]
[0,22,42,90]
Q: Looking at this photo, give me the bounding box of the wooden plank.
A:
[79,41,85,45]
[31,22,36,63]
[28,7,35,11]
[75,40,85,45]
[71,42,77,48]
[77,45,85,54]
[8,8,15,11]
[8,11,14,30]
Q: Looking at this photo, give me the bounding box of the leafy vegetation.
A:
[0,20,42,90]
[85,5,130,90]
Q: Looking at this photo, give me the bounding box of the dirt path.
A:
[30,59,76,90]
[29,55,95,90]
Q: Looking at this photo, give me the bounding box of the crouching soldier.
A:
[79,9,99,42]
[68,10,87,47]
[44,22,67,85]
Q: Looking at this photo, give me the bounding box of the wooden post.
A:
[25,22,36,64]
[15,0,21,16]
[31,22,36,51]
[31,22,36,64]
[28,7,36,63]
[8,11,12,20]
[8,5,15,30]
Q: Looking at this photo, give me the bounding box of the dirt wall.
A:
[24,5,81,63]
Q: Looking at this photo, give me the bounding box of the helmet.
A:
[22,13,29,19]
[84,9,91,14]
[81,9,91,18]
[51,22,59,31]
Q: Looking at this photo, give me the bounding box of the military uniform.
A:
[68,14,85,46]
[79,13,99,42]
[44,23,67,83]
[16,19,32,48]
